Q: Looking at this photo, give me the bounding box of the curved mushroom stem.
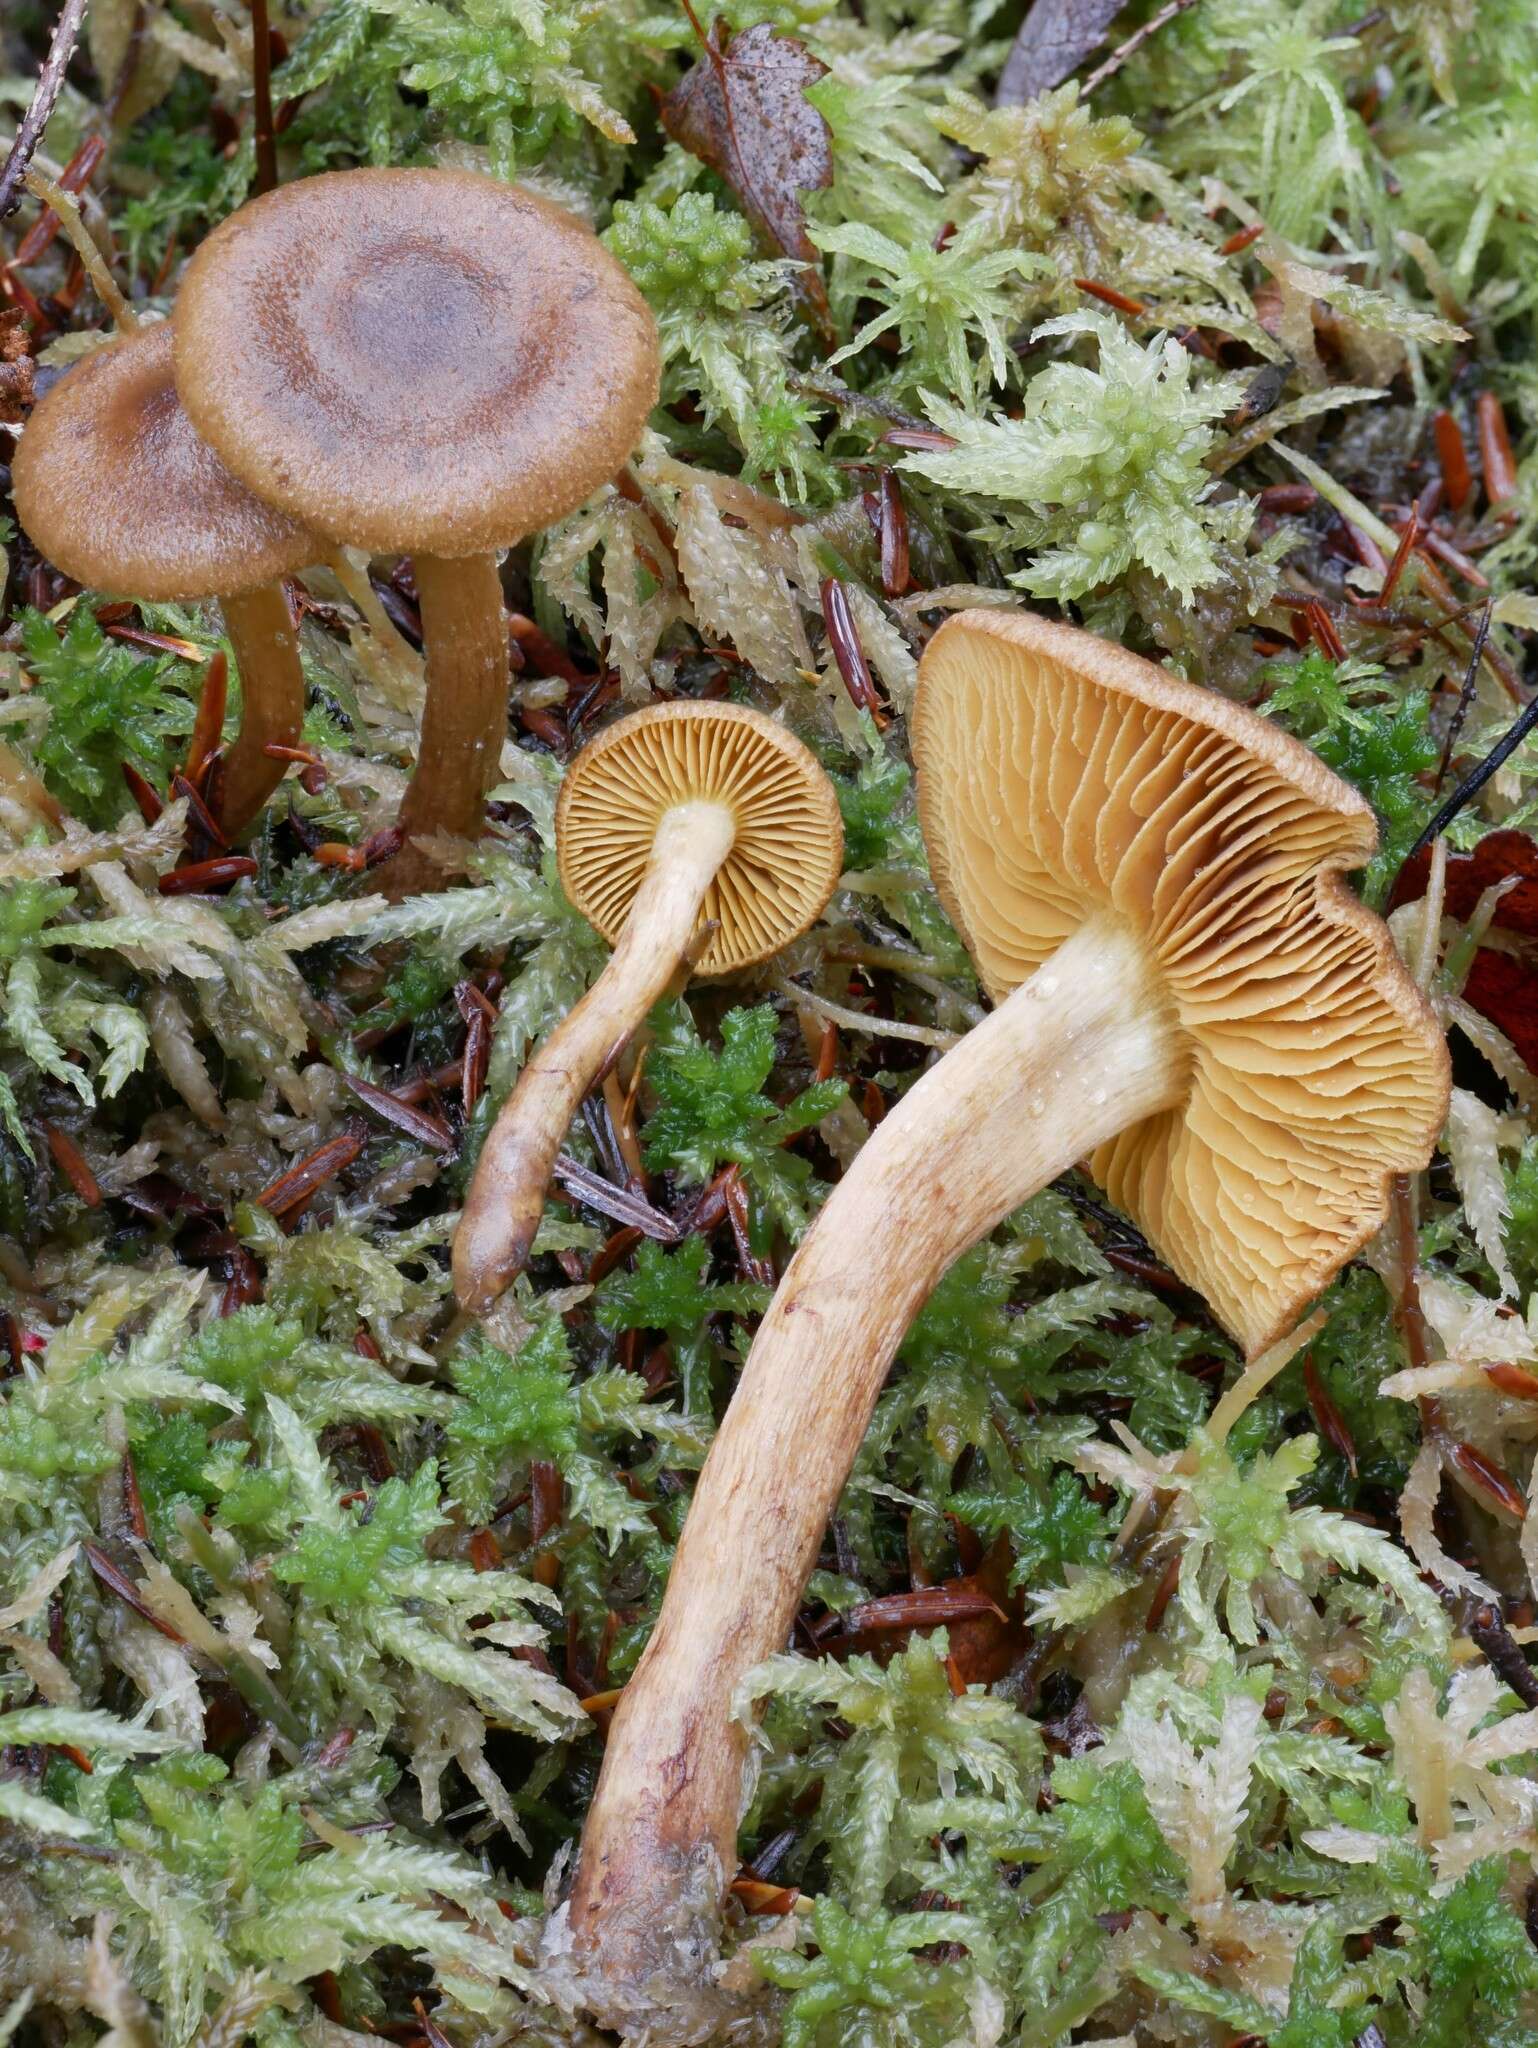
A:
[218,582,306,837]
[454,799,738,1315]
[555,914,1188,2029]
[383,551,509,900]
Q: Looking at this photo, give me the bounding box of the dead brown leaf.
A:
[661,14,833,339]
[996,0,1128,106]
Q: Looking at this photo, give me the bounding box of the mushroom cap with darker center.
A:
[557,701,844,975]
[913,608,1450,1356]
[12,322,315,601]
[171,168,661,559]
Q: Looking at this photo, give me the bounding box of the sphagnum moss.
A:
[3,1,1538,2045]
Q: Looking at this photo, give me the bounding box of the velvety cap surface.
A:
[172,168,661,558]
[12,322,315,601]
[557,701,843,975]
[913,608,1450,1356]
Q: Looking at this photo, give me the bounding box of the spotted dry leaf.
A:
[661,18,833,337]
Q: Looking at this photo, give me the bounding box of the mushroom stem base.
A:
[384,550,509,898]
[453,800,738,1315]
[555,913,1187,2037]
[218,583,305,837]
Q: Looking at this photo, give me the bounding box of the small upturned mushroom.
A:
[12,322,316,834]
[453,700,843,1316]
[556,609,1451,2023]
[170,167,660,896]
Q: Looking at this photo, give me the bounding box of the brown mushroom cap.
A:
[171,168,661,559]
[913,608,1450,1356]
[12,323,315,601]
[557,701,844,976]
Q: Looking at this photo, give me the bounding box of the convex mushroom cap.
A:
[171,167,660,558]
[914,607,1450,1355]
[453,700,842,1315]
[557,701,844,976]
[170,167,661,893]
[12,322,317,835]
[12,321,313,602]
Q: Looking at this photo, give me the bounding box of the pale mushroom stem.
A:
[453,800,737,1315]
[218,582,306,837]
[560,914,1188,2008]
[384,552,510,899]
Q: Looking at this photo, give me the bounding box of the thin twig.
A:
[250,0,278,196]
[0,0,91,222]
[1081,0,1199,97]
[1434,600,1493,792]
[1398,684,1538,873]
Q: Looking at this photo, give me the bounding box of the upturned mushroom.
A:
[12,321,316,834]
[555,608,1451,2026]
[170,167,660,897]
[453,699,843,1316]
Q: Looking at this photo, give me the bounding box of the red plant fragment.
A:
[1303,1353,1357,1476]
[252,1129,367,1217]
[1477,391,1518,506]
[159,857,257,894]
[820,575,883,716]
[1074,277,1145,315]
[729,1877,801,1915]
[185,652,228,792]
[722,1169,774,1286]
[1433,410,1473,513]
[84,1543,186,1642]
[1380,507,1422,604]
[1485,1363,1538,1401]
[41,1121,101,1206]
[172,772,229,850]
[121,1450,150,1543]
[1219,222,1265,255]
[1305,599,1345,661]
[103,624,205,662]
[942,1538,1029,1684]
[13,132,105,265]
[878,468,910,597]
[1450,1439,1527,1519]
[1145,1549,1182,1632]
[341,1073,455,1152]
[121,762,163,825]
[840,1583,1007,1635]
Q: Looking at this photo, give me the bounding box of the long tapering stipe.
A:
[551,914,1187,2033]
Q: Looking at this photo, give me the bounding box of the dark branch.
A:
[0,0,91,223]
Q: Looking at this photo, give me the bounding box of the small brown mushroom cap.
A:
[171,168,661,559]
[557,701,844,975]
[913,608,1450,1356]
[12,323,315,601]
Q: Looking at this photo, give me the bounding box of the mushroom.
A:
[11,321,316,834]
[453,699,844,1315]
[556,608,1451,2024]
[170,167,660,896]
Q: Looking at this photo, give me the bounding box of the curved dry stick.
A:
[383,551,509,899]
[454,800,736,1315]
[555,915,1187,2026]
[218,582,306,835]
